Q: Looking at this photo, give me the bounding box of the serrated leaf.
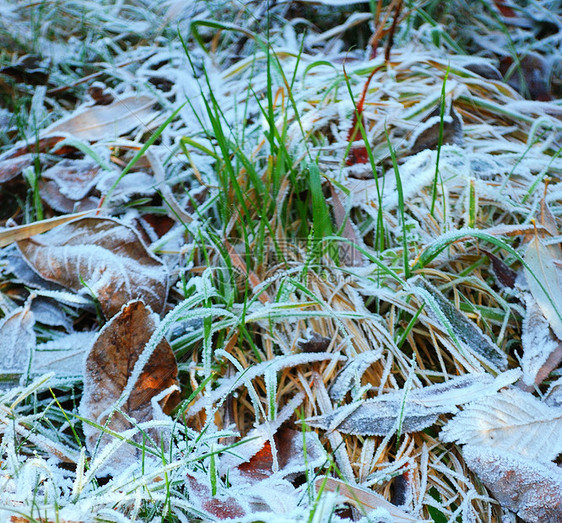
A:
[441,388,562,462]
[524,236,562,340]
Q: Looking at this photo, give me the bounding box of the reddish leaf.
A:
[17,217,168,318]
[80,300,180,471]
[185,473,246,520]
[345,146,369,166]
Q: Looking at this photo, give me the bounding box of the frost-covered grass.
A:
[1,1,562,522]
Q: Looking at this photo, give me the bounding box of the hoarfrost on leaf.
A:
[462,445,562,523]
[0,302,35,387]
[308,371,519,436]
[441,387,562,462]
[17,217,169,318]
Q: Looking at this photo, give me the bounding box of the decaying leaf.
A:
[484,250,517,290]
[0,302,35,387]
[43,94,160,142]
[524,236,562,341]
[80,300,180,472]
[308,371,519,436]
[441,387,562,462]
[462,445,562,523]
[415,279,508,370]
[185,472,247,520]
[236,427,325,483]
[17,216,168,318]
[297,328,331,353]
[315,477,425,522]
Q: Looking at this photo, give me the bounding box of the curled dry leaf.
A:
[41,158,102,200]
[17,216,168,318]
[521,293,562,387]
[462,445,562,523]
[409,104,464,156]
[80,300,180,472]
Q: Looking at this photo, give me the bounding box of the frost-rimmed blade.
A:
[17,216,168,318]
[441,387,562,462]
[413,278,507,370]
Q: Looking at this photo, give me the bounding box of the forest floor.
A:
[0,1,561,522]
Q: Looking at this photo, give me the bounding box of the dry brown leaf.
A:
[43,94,159,142]
[39,179,99,213]
[463,445,562,523]
[17,216,168,318]
[80,300,180,472]
[409,104,464,155]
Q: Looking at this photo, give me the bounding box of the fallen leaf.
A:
[0,302,35,387]
[415,279,507,369]
[524,235,562,340]
[17,216,168,318]
[521,293,562,387]
[297,328,331,354]
[483,250,517,289]
[441,388,562,462]
[42,158,102,200]
[308,371,519,436]
[462,445,562,523]
[43,94,160,142]
[0,55,50,85]
[39,179,99,213]
[80,300,180,472]
[185,472,247,520]
[0,153,40,184]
